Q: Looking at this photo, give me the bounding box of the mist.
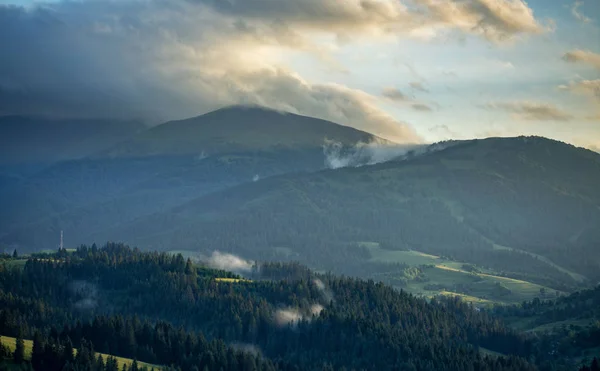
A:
[230,343,263,358]
[206,251,254,274]
[274,304,324,327]
[68,280,98,311]
[323,139,425,169]
[313,278,335,303]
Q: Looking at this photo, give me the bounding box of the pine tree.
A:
[13,333,25,364]
[12,249,17,258]
[106,356,119,371]
[63,336,75,363]
[31,331,45,370]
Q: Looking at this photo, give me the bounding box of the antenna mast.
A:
[60,230,64,250]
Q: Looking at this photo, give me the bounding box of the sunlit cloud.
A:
[563,50,600,70]
[482,101,574,122]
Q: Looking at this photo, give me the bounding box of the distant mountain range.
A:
[2,106,599,297]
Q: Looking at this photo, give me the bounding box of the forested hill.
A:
[0,106,391,251]
[104,136,600,286]
[0,243,545,371]
[97,105,388,158]
[492,284,600,362]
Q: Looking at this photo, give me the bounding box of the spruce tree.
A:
[13,333,25,364]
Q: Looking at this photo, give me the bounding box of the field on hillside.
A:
[0,336,162,370]
[364,243,560,305]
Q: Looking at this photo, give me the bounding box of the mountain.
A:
[98,105,385,158]
[0,116,144,167]
[93,136,600,292]
[0,106,390,251]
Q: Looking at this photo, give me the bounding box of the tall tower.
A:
[60,230,64,251]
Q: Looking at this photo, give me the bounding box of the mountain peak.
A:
[99,107,386,158]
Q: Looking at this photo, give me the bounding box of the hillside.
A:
[101,136,600,294]
[98,105,385,158]
[0,244,544,370]
[0,336,162,370]
[0,107,391,252]
[492,285,600,362]
[0,116,144,167]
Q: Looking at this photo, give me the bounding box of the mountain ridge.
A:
[97,105,393,159]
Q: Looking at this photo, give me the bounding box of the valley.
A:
[2,107,600,370]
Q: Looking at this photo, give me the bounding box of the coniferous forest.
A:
[1,243,597,370]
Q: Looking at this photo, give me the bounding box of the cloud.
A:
[0,1,425,143]
[563,50,600,70]
[584,114,600,121]
[230,343,263,358]
[429,125,457,138]
[323,139,424,169]
[571,1,592,24]
[382,88,409,101]
[382,87,435,113]
[412,0,547,43]
[313,278,335,303]
[274,305,324,327]
[207,251,254,273]
[68,280,99,310]
[193,0,546,43]
[559,79,600,101]
[412,103,434,112]
[274,308,304,327]
[409,81,429,93]
[482,101,574,121]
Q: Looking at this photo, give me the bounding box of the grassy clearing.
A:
[365,244,443,266]
[215,277,251,283]
[364,243,555,304]
[434,264,560,303]
[1,335,162,370]
[438,291,496,306]
[528,319,595,333]
[2,259,27,268]
[479,347,504,358]
[402,264,556,305]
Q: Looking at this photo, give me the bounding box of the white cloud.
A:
[571,1,592,24]
[559,79,600,101]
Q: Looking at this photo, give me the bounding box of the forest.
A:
[0,243,575,371]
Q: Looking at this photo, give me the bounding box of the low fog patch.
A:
[323,139,463,169]
[68,280,98,311]
[206,251,254,274]
[323,139,423,169]
[313,278,335,304]
[274,304,324,328]
[230,343,263,358]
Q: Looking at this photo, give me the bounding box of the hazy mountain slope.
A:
[99,105,386,158]
[0,116,144,166]
[103,136,600,284]
[0,106,392,250]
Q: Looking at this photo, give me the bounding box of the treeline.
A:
[490,285,600,362]
[0,243,562,370]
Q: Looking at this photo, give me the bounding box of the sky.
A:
[1,0,599,150]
